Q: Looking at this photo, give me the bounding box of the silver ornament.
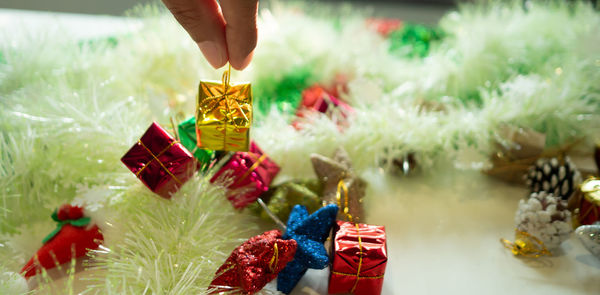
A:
[576,225,600,259]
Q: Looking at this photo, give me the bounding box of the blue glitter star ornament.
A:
[277,204,338,294]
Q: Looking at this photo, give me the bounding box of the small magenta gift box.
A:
[210,142,280,208]
[121,122,197,198]
[328,220,388,295]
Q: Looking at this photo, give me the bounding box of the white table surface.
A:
[2,9,599,295]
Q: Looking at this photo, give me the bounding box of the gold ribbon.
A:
[269,242,279,272]
[500,229,551,258]
[136,139,182,185]
[231,153,268,187]
[336,180,353,222]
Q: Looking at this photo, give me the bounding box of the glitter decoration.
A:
[210,142,280,209]
[576,225,600,258]
[250,179,323,223]
[277,204,338,294]
[311,148,366,222]
[208,230,297,294]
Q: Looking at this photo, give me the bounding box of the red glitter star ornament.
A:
[209,230,297,294]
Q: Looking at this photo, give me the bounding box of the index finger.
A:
[219,0,259,70]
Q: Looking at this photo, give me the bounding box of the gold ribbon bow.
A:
[500,229,551,258]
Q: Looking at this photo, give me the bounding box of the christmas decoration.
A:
[121,122,197,199]
[366,18,403,37]
[277,204,338,294]
[514,191,572,251]
[211,142,280,209]
[208,230,297,294]
[1,1,600,293]
[292,85,353,130]
[568,177,600,226]
[20,205,103,278]
[196,65,252,152]
[485,126,546,183]
[500,229,551,258]
[388,23,444,57]
[250,179,323,223]
[381,152,417,176]
[575,225,600,259]
[525,157,582,200]
[311,148,366,222]
[329,221,388,295]
[177,116,214,169]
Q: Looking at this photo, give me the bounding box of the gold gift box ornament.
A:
[196,64,252,152]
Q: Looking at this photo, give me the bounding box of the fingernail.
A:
[232,50,254,71]
[198,41,226,69]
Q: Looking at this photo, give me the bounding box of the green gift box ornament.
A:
[178,116,214,169]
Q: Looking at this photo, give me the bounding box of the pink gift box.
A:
[210,142,280,208]
[121,122,197,198]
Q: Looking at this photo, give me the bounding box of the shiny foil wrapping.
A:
[293,85,353,130]
[121,122,197,198]
[210,142,280,209]
[329,221,387,295]
[569,178,600,226]
[178,116,214,169]
[196,77,252,152]
[208,230,297,294]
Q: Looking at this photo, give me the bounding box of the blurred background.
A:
[1,0,455,23]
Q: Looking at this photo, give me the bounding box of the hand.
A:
[162,0,259,70]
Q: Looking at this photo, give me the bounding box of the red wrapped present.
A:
[328,221,387,295]
[366,18,403,37]
[21,205,103,279]
[293,85,353,130]
[210,142,280,209]
[209,230,297,294]
[569,177,600,226]
[122,122,197,199]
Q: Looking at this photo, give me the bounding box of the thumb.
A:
[162,0,228,69]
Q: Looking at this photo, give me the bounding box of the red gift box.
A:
[210,142,280,208]
[293,85,353,130]
[366,18,403,37]
[329,221,387,295]
[121,122,197,198]
[571,178,600,226]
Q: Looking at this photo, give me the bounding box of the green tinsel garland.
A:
[388,23,445,58]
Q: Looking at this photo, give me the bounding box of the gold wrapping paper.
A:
[196,66,252,152]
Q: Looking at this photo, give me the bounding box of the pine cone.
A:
[515,191,573,250]
[525,157,582,200]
